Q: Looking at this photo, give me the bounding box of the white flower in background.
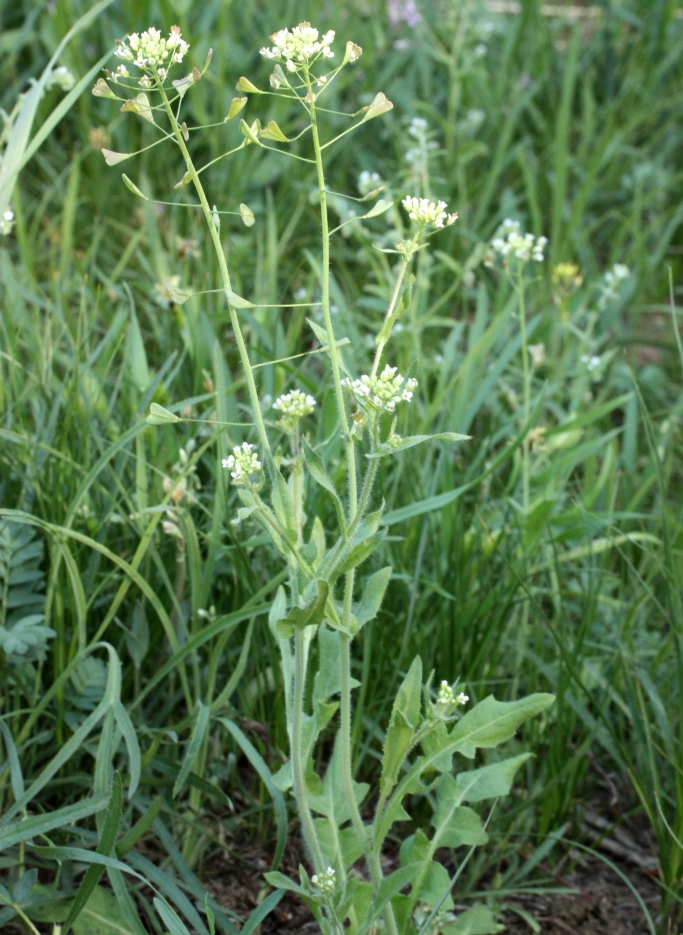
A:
[598,262,631,308]
[311,866,336,896]
[115,25,189,79]
[343,364,417,413]
[47,65,75,91]
[273,389,316,432]
[260,22,336,67]
[222,443,262,485]
[402,196,458,230]
[456,691,469,705]
[581,354,601,372]
[273,389,316,418]
[408,116,428,138]
[0,208,14,236]
[486,218,547,267]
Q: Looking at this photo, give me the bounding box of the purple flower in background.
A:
[388,0,422,28]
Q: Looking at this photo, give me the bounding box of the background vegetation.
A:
[1,0,682,931]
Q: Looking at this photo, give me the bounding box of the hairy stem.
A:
[293,628,326,872]
[309,77,399,935]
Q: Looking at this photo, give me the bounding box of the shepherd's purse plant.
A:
[98,22,554,934]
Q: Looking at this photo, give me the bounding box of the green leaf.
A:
[303,439,347,534]
[218,718,286,870]
[443,904,504,934]
[354,566,392,629]
[62,774,123,935]
[314,818,365,870]
[375,862,422,914]
[240,889,285,935]
[153,896,192,935]
[375,276,413,345]
[271,469,297,543]
[31,885,137,934]
[126,310,150,392]
[173,702,210,797]
[0,793,109,849]
[262,872,304,895]
[308,731,368,826]
[364,198,393,218]
[454,754,532,803]
[313,628,345,705]
[432,775,488,848]
[400,832,453,910]
[276,579,329,638]
[116,796,162,857]
[381,656,423,796]
[450,694,555,759]
[420,721,453,774]
[368,432,471,459]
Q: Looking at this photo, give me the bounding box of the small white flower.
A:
[486,219,547,267]
[456,692,469,705]
[437,680,456,707]
[260,21,337,66]
[343,365,417,414]
[311,866,336,896]
[1,208,15,236]
[273,389,316,432]
[581,354,601,372]
[114,25,189,76]
[222,443,262,485]
[402,195,458,230]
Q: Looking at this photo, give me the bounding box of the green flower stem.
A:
[157,83,273,472]
[293,627,326,872]
[309,77,399,935]
[517,268,531,515]
[370,247,414,379]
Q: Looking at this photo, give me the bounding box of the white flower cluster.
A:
[273,389,316,418]
[343,365,417,413]
[273,389,316,432]
[436,680,469,710]
[311,866,336,897]
[402,196,457,230]
[581,354,601,372]
[605,263,630,286]
[222,443,262,485]
[115,25,189,82]
[47,65,75,91]
[0,208,14,236]
[599,263,630,308]
[260,22,335,70]
[488,219,547,265]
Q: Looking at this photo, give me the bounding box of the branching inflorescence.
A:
[99,21,554,935]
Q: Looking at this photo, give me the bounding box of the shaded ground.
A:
[204,833,661,934]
